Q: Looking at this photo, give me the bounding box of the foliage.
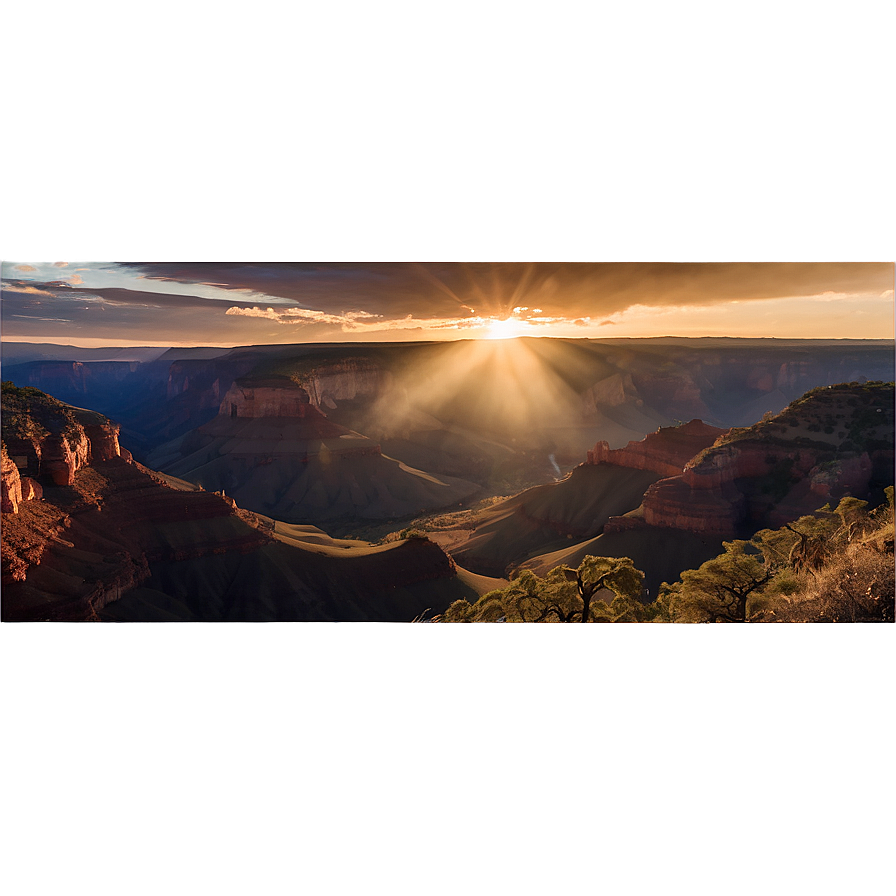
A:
[443,555,644,622]
[444,486,894,623]
[1,381,82,447]
[399,527,427,540]
[655,494,894,623]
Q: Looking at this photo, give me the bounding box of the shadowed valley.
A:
[2,337,893,622]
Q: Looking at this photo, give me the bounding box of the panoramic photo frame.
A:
[2,0,896,893]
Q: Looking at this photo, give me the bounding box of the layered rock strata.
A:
[587,419,728,477]
[1,447,43,514]
[633,383,894,536]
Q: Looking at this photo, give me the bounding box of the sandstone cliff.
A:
[635,382,894,536]
[1,446,43,514]
[294,358,390,410]
[1,383,124,489]
[587,419,728,477]
[155,375,479,527]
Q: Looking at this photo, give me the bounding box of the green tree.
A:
[443,556,644,623]
[662,540,777,623]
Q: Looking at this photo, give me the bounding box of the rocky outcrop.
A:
[42,430,91,486]
[82,421,122,462]
[7,422,123,490]
[581,373,638,411]
[636,383,894,537]
[220,376,320,419]
[642,476,745,535]
[295,359,389,410]
[587,419,727,477]
[808,453,874,499]
[680,439,816,490]
[1,385,125,498]
[2,448,24,513]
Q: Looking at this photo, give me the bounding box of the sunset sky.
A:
[1,261,892,347]
[0,0,896,347]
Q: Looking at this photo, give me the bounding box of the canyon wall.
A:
[587,419,727,477]
[1,447,42,513]
[622,383,894,537]
[220,377,318,419]
[295,359,390,410]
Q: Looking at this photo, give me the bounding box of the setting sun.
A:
[487,317,524,339]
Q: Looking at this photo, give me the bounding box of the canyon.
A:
[1,386,501,621]
[2,339,893,621]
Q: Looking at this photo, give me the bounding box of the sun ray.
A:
[487,317,524,339]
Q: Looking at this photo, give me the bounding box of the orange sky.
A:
[2,262,893,346]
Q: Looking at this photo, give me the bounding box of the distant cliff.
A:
[587,419,728,477]
[294,358,390,410]
[154,375,479,527]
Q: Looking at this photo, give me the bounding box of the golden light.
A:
[486,316,524,339]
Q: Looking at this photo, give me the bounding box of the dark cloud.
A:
[117,262,894,322]
[2,263,892,345]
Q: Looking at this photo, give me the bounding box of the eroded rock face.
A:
[295,360,390,410]
[581,373,638,411]
[640,441,881,537]
[1,447,44,515]
[1,448,23,513]
[83,422,122,462]
[220,377,317,419]
[681,440,816,490]
[1,402,124,498]
[809,453,874,499]
[634,383,894,537]
[642,476,745,535]
[41,431,91,486]
[587,419,727,477]
[30,416,122,487]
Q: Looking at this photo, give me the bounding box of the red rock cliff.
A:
[587,419,728,477]
[220,377,319,418]
[641,476,745,535]
[295,359,390,410]
[2,448,24,513]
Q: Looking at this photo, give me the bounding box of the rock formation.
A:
[1,383,124,488]
[587,419,728,477]
[154,375,480,526]
[636,382,894,537]
[0,388,489,622]
[221,376,323,419]
[294,358,390,410]
[0,447,41,513]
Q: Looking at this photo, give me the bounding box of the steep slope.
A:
[638,381,894,537]
[448,418,726,577]
[520,526,724,598]
[1,387,497,622]
[149,375,480,528]
[586,419,728,475]
[450,465,662,577]
[521,381,895,594]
